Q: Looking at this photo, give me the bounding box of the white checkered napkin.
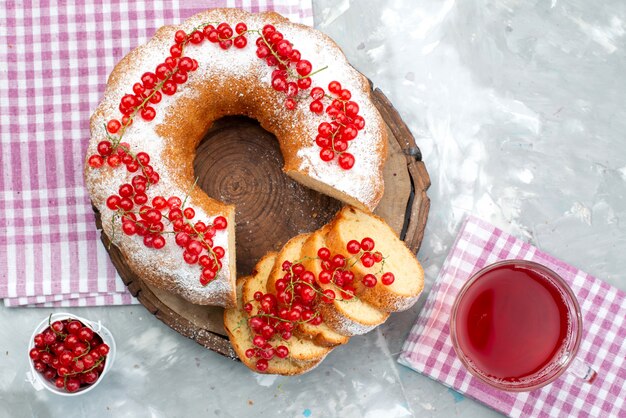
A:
[0,0,313,307]
[399,216,626,418]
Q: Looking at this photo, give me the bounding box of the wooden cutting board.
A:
[93,86,431,359]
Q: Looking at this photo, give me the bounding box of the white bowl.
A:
[26,312,116,396]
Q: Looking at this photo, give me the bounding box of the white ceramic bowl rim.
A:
[26,312,116,396]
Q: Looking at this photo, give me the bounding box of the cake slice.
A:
[265,234,349,347]
[241,252,333,362]
[224,278,323,375]
[325,206,424,312]
[301,226,389,336]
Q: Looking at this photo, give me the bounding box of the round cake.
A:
[85,8,388,308]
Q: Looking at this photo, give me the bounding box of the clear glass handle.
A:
[568,358,597,383]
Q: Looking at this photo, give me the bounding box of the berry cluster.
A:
[29,317,110,393]
[255,24,318,111]
[311,81,365,170]
[319,237,394,295]
[242,236,394,371]
[242,259,326,372]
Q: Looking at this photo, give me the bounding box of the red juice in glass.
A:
[450,260,583,391]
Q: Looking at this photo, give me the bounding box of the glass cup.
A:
[450,260,596,392]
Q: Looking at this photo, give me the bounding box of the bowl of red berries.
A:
[27,312,116,395]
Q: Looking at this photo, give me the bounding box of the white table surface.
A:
[2,0,626,416]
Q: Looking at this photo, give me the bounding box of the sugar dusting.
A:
[86,9,386,306]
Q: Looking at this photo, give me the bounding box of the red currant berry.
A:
[322,289,336,303]
[317,247,331,260]
[331,254,346,268]
[155,62,170,80]
[106,195,120,210]
[174,30,187,43]
[271,76,287,91]
[296,60,312,76]
[121,221,135,235]
[310,87,325,100]
[362,274,377,287]
[213,246,225,259]
[133,193,148,205]
[141,106,156,121]
[289,49,301,62]
[202,24,215,38]
[317,270,333,284]
[333,139,348,152]
[189,30,204,44]
[219,39,233,50]
[253,335,266,348]
[183,207,195,219]
[217,23,233,38]
[65,378,81,393]
[275,345,289,358]
[256,45,270,58]
[360,237,375,251]
[162,80,177,95]
[51,321,64,333]
[234,36,247,48]
[353,115,365,130]
[78,327,94,342]
[183,251,198,264]
[339,89,352,100]
[83,370,99,385]
[343,124,358,140]
[381,272,395,286]
[67,321,83,334]
[149,196,165,211]
[235,22,247,34]
[373,251,383,262]
[328,81,342,94]
[262,24,275,36]
[297,77,312,89]
[170,44,183,58]
[187,240,203,256]
[338,152,355,169]
[276,40,292,57]
[29,348,40,360]
[213,216,228,229]
[98,344,110,357]
[167,196,182,209]
[107,119,121,134]
[33,333,45,348]
[97,141,112,157]
[310,100,323,114]
[88,154,104,168]
[361,253,375,268]
[256,359,268,372]
[320,147,334,162]
[249,316,263,331]
[319,125,334,141]
[345,101,360,117]
[245,348,256,358]
[151,235,165,249]
[346,240,361,254]
[207,29,219,43]
[54,377,65,389]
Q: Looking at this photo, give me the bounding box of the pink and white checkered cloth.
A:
[0,1,313,307]
[399,216,626,417]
